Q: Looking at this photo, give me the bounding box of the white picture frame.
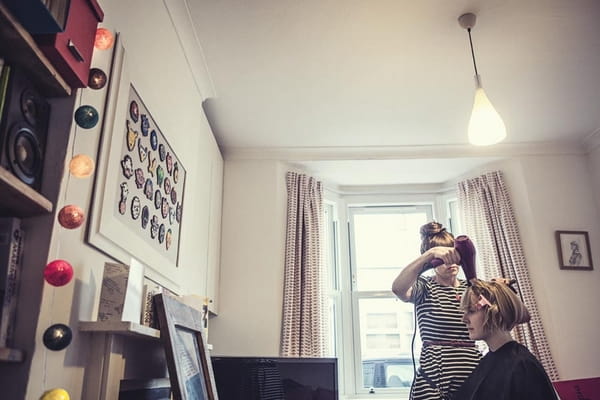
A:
[87,35,186,290]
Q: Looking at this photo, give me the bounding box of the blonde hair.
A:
[461,279,531,332]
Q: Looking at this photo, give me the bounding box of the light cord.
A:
[467,28,479,76]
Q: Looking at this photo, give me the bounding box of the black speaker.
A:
[0,67,50,191]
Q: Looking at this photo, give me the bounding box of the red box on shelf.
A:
[35,0,104,89]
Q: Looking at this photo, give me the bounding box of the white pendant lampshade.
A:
[459,13,507,146]
[468,76,507,146]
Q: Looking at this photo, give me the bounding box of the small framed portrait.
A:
[555,231,593,270]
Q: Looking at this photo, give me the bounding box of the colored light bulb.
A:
[88,68,107,89]
[44,260,74,287]
[58,205,85,229]
[40,388,70,400]
[74,105,99,129]
[69,154,95,178]
[95,28,114,50]
[43,324,72,351]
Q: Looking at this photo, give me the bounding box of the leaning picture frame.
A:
[555,230,593,270]
[87,34,186,290]
[154,294,218,400]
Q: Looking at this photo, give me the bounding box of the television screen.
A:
[211,356,338,400]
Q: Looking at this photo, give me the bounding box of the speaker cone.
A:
[20,89,43,127]
[7,122,42,185]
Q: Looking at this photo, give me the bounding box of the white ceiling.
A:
[186,0,600,185]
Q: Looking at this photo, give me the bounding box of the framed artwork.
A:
[154,294,218,400]
[555,230,593,270]
[88,35,186,289]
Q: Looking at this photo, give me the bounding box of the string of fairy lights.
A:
[38,27,115,400]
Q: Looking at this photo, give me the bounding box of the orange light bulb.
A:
[95,28,114,50]
[69,154,95,178]
[58,205,86,229]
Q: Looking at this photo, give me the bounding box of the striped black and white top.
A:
[409,277,481,400]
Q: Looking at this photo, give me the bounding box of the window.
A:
[322,191,462,397]
[347,205,433,395]
[323,201,341,358]
[447,198,463,235]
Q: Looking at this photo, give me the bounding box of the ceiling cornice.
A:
[329,182,454,196]
[222,140,585,161]
[163,0,215,100]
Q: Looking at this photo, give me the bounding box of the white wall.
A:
[513,155,600,379]
[213,152,600,382]
[25,0,221,398]
[210,159,288,356]
[457,154,600,379]
[588,143,600,213]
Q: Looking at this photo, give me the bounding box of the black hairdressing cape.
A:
[452,341,558,400]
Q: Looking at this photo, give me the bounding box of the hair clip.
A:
[476,294,492,310]
[506,279,518,294]
[491,277,519,294]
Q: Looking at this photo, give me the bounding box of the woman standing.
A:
[392,222,481,400]
[454,279,558,400]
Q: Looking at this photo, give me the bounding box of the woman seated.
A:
[453,279,558,400]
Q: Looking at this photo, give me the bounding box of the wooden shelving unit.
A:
[0,347,24,363]
[80,321,164,400]
[0,3,74,397]
[0,3,68,216]
[79,321,161,340]
[0,166,53,217]
[0,2,71,97]
[79,320,213,399]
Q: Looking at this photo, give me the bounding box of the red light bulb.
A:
[44,260,74,287]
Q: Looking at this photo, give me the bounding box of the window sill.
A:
[343,396,409,400]
[342,389,411,400]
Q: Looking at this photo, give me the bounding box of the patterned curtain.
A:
[457,170,559,381]
[280,171,326,357]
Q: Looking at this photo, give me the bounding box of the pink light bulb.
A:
[44,260,74,287]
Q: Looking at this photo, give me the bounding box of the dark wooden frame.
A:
[154,294,218,400]
[555,230,593,270]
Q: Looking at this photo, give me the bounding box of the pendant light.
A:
[459,13,506,146]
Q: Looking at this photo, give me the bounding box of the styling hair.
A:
[461,279,531,332]
[419,221,454,254]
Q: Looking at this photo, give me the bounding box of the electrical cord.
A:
[409,301,418,392]
[409,263,429,394]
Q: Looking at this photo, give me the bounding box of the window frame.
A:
[322,189,460,398]
[347,204,434,396]
[323,201,342,357]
